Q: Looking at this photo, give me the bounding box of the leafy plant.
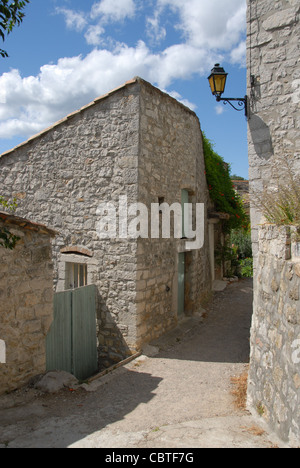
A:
[230,228,252,259]
[239,258,253,278]
[0,0,30,58]
[0,195,20,249]
[0,195,18,211]
[215,241,238,277]
[0,226,20,249]
[253,160,300,228]
[203,133,249,232]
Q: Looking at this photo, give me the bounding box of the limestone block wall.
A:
[247,225,300,447]
[247,0,300,260]
[0,78,212,367]
[0,216,55,395]
[136,82,211,346]
[0,81,141,367]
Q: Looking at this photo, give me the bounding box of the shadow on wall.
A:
[249,114,274,161]
[96,289,133,372]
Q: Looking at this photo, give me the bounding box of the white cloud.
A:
[84,24,105,46]
[0,0,247,141]
[56,8,87,32]
[157,0,246,51]
[230,40,246,66]
[146,7,167,44]
[167,90,197,111]
[215,105,225,115]
[57,0,246,56]
[57,0,137,44]
[156,43,216,87]
[0,41,214,139]
[91,0,136,22]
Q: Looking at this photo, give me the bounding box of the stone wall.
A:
[0,214,55,395]
[0,80,141,368]
[135,82,211,346]
[247,224,300,447]
[247,0,300,261]
[246,0,300,446]
[0,78,212,368]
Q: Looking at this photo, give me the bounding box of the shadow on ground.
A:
[0,279,254,448]
[150,278,253,364]
[0,368,163,448]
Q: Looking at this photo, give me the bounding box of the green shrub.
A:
[0,196,20,249]
[253,160,300,228]
[230,229,252,259]
[203,133,249,233]
[239,258,253,278]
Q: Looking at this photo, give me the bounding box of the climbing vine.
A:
[203,133,248,233]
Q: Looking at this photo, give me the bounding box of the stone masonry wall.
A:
[0,218,54,395]
[0,81,141,368]
[0,78,212,369]
[247,225,300,447]
[247,0,300,261]
[246,0,300,446]
[136,82,211,347]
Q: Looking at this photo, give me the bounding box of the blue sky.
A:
[0,0,249,178]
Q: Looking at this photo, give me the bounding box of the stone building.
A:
[0,213,55,394]
[0,78,212,369]
[246,0,300,446]
[247,0,300,258]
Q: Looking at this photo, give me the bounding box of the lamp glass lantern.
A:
[208,63,248,118]
[208,64,228,101]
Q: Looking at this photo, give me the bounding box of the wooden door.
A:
[46,285,98,381]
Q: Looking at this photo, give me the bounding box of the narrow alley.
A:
[0,279,285,448]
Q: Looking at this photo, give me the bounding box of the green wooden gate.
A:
[46,285,98,381]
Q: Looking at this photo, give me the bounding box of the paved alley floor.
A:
[0,279,287,448]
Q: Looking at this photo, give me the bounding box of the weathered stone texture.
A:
[247,225,300,447]
[0,82,141,367]
[0,78,211,369]
[135,83,211,346]
[247,1,300,445]
[0,219,54,395]
[247,0,300,256]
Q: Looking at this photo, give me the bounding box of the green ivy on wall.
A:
[203,133,248,233]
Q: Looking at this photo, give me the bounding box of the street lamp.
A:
[208,64,248,118]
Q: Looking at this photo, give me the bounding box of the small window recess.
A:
[60,246,92,290]
[66,262,88,290]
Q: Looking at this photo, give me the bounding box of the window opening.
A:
[66,263,88,290]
